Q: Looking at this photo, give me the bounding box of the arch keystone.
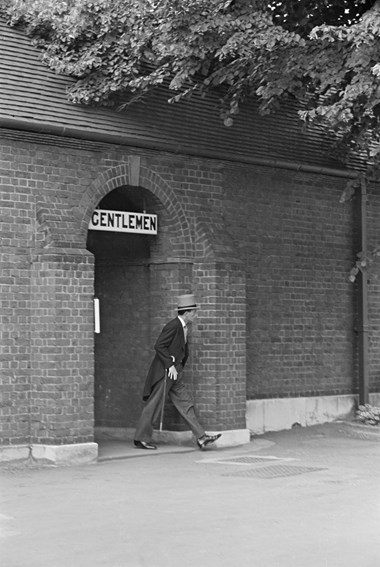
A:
[128,156,141,186]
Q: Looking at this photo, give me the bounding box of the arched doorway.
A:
[81,160,248,445]
[86,185,163,432]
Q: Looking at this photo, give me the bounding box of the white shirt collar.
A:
[177,315,186,328]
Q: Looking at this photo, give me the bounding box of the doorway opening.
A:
[86,185,160,431]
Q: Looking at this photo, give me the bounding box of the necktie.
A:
[183,324,188,343]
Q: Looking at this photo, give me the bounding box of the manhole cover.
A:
[223,465,326,479]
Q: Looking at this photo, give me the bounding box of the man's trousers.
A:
[134,372,205,442]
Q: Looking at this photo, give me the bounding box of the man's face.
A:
[186,310,198,324]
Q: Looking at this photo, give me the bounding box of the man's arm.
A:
[154,320,178,380]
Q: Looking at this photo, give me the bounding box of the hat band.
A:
[178,304,197,309]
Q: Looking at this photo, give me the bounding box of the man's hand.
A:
[168,365,178,381]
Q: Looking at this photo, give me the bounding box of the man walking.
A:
[134,294,222,450]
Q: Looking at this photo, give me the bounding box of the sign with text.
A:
[89,209,158,235]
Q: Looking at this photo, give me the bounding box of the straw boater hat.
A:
[177,294,198,311]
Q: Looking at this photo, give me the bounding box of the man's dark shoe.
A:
[134,440,157,450]
[197,433,222,450]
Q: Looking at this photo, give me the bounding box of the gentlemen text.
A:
[89,209,158,235]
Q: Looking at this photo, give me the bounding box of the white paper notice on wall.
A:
[94,297,100,334]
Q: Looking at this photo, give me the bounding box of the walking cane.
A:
[159,370,168,432]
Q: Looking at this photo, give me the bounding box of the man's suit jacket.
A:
[142,317,189,401]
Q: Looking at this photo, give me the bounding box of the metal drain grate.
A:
[223,464,326,479]
[199,455,289,465]
[214,456,281,465]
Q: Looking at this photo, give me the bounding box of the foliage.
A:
[297,1,380,164]
[348,246,380,283]
[3,0,299,124]
[2,0,380,163]
[271,0,374,36]
[356,404,380,425]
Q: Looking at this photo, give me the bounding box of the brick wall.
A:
[1,129,380,446]
[30,250,95,444]
[0,140,34,444]
[223,164,359,399]
[0,248,32,444]
[192,260,247,430]
[367,183,380,393]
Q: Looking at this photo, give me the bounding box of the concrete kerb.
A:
[0,431,251,467]
[0,428,251,467]
[31,443,98,466]
[0,443,98,467]
[0,444,31,465]
[1,421,378,468]
[99,421,379,463]
[96,427,252,462]
[337,420,380,441]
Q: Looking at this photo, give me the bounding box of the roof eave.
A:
[0,115,359,179]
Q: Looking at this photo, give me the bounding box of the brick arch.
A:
[78,161,194,259]
[194,218,242,263]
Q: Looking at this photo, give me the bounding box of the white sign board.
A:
[89,209,158,235]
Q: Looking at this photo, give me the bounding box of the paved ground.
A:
[1,422,379,567]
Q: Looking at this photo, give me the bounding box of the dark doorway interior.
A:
[86,186,157,429]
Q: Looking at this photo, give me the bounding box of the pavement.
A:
[0,421,379,567]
